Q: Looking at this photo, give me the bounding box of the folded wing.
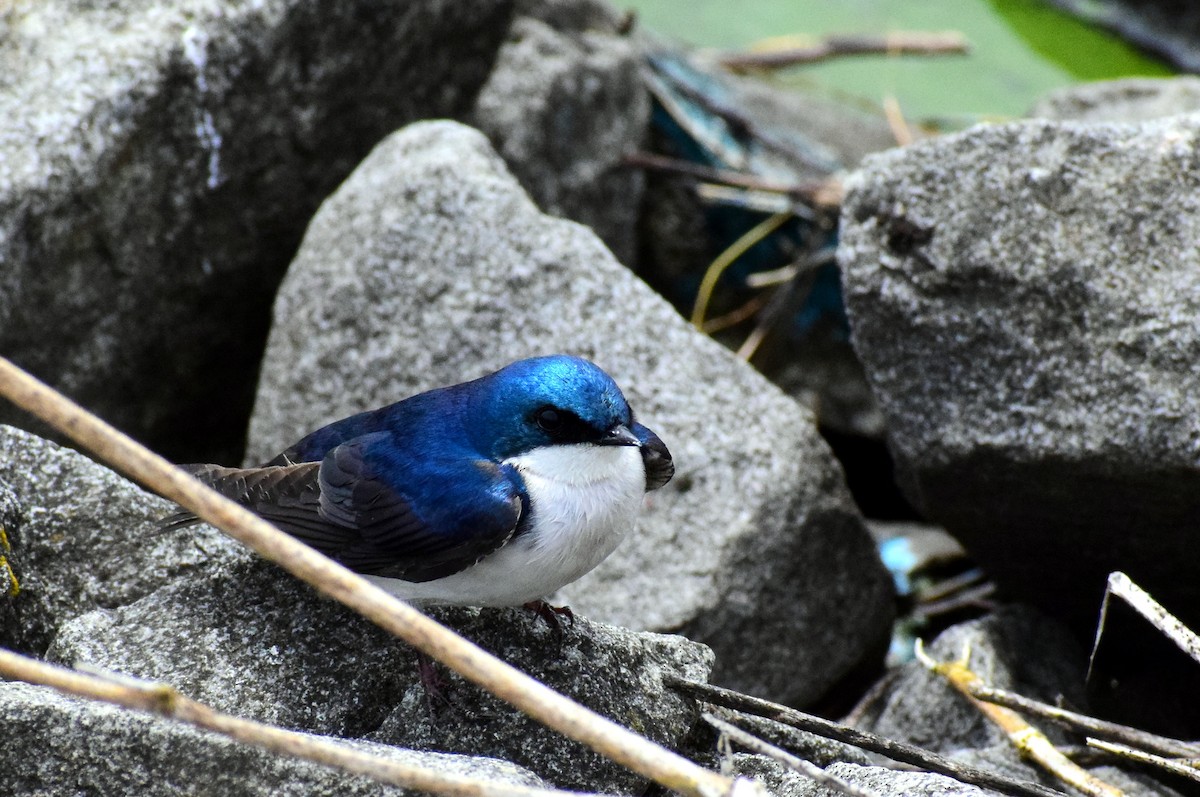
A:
[167,432,525,583]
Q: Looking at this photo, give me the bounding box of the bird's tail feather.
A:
[156,462,321,533]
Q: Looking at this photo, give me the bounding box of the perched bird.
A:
[167,355,673,608]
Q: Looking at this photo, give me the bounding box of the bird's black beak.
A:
[634,426,674,491]
[597,423,641,447]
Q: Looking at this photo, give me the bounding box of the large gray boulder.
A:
[0,425,244,655]
[0,0,512,463]
[470,1,649,265]
[245,120,893,707]
[1,681,548,797]
[49,567,713,794]
[0,421,709,795]
[839,115,1200,629]
[1030,77,1200,123]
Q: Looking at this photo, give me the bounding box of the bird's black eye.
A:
[535,407,563,432]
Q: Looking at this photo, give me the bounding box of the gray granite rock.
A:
[839,115,1200,628]
[244,119,893,707]
[0,425,245,655]
[0,680,547,797]
[513,0,630,30]
[471,4,649,265]
[734,755,995,797]
[850,608,1180,796]
[48,558,713,794]
[367,607,713,791]
[0,0,512,463]
[857,607,1085,757]
[1030,77,1200,123]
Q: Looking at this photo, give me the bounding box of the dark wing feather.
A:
[160,462,322,532]
[163,435,524,584]
[313,436,524,581]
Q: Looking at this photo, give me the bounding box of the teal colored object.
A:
[647,52,849,338]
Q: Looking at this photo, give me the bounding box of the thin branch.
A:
[1086,739,1200,785]
[1093,572,1200,667]
[694,184,816,219]
[881,96,913,147]
[665,676,1068,797]
[719,31,969,71]
[913,581,997,620]
[735,247,835,362]
[968,684,1200,760]
[703,713,883,797]
[0,650,603,797]
[743,264,797,289]
[690,211,792,330]
[914,642,1124,797]
[701,293,772,334]
[0,357,747,797]
[912,567,986,605]
[621,151,842,206]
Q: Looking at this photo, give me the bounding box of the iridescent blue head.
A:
[467,355,638,461]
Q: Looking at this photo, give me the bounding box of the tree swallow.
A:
[167,355,673,608]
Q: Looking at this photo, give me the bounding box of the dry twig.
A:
[703,713,882,797]
[734,247,835,362]
[1093,572,1200,667]
[719,31,968,71]
[690,211,792,330]
[1086,739,1200,785]
[915,641,1124,797]
[666,675,1067,797]
[969,684,1200,760]
[0,357,752,797]
[622,151,841,205]
[701,293,772,334]
[881,96,913,147]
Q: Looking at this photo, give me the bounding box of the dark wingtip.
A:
[153,510,202,535]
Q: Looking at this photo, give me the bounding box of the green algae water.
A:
[622,0,1172,123]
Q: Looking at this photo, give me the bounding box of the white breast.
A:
[365,444,646,607]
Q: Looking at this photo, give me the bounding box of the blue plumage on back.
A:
[171,355,674,606]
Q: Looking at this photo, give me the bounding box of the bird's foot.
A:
[523,599,575,638]
[415,652,456,717]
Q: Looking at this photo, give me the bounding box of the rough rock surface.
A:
[0,425,244,655]
[471,2,648,265]
[49,559,713,794]
[0,423,710,795]
[1030,77,1200,122]
[0,0,512,463]
[735,755,995,797]
[244,119,893,707]
[839,115,1200,629]
[858,607,1086,755]
[0,681,548,797]
[852,608,1180,797]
